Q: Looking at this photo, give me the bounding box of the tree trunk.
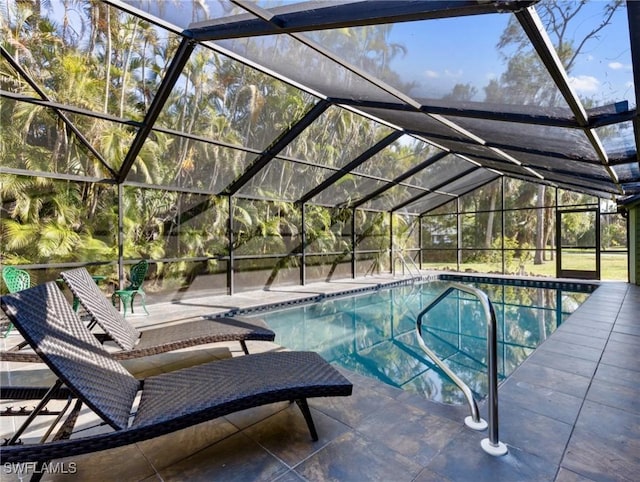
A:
[545,206,554,261]
[534,184,545,264]
[104,12,112,114]
[484,186,497,248]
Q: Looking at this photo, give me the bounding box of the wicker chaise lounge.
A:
[0,267,275,363]
[0,282,353,470]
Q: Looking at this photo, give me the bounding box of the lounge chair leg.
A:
[240,340,249,354]
[295,398,318,441]
[7,380,64,445]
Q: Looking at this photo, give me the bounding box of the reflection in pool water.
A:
[261,280,591,404]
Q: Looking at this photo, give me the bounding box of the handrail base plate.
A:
[481,438,508,456]
[465,416,488,431]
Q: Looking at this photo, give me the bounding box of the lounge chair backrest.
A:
[61,267,140,351]
[2,266,31,293]
[0,282,140,430]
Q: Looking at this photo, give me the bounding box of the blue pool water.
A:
[260,280,592,404]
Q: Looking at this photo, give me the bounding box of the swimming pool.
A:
[259,279,593,405]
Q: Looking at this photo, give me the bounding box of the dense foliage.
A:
[0,1,628,296]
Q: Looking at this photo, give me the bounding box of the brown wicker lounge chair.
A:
[0,282,353,470]
[0,267,275,363]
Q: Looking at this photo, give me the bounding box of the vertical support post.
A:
[418,215,423,270]
[596,200,602,280]
[117,183,124,289]
[300,203,306,286]
[556,211,562,278]
[627,206,635,285]
[555,189,560,277]
[456,197,462,270]
[556,288,563,330]
[351,209,356,278]
[227,195,234,296]
[501,177,506,274]
[117,37,195,182]
[389,212,394,274]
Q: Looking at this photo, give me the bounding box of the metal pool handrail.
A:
[415,282,508,456]
[393,249,420,280]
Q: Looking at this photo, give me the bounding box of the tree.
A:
[484,0,623,265]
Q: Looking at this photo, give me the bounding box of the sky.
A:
[383,1,634,107]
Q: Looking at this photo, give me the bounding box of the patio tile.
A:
[222,402,290,431]
[555,467,600,481]
[308,380,397,429]
[240,405,352,467]
[561,318,613,331]
[570,307,618,321]
[547,330,608,349]
[293,430,423,482]
[535,339,604,362]
[513,361,591,398]
[55,444,156,482]
[554,322,611,339]
[498,378,584,424]
[155,431,290,482]
[607,331,640,347]
[574,400,640,441]
[561,402,640,482]
[355,398,463,466]
[413,467,454,482]
[272,470,308,481]
[585,377,640,415]
[524,349,598,378]
[426,427,557,482]
[137,417,241,471]
[593,362,640,390]
[612,323,640,337]
[599,341,640,372]
[498,402,573,466]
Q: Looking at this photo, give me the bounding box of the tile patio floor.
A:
[1,274,638,481]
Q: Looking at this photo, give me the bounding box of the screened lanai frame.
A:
[0,0,638,296]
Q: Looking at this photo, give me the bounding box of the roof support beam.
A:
[351,151,450,209]
[516,6,622,192]
[626,0,640,164]
[231,0,547,185]
[0,91,142,127]
[417,176,501,217]
[186,1,538,41]
[330,97,636,129]
[391,166,481,213]
[506,173,617,199]
[117,37,196,183]
[298,131,404,205]
[1,48,117,179]
[224,100,331,195]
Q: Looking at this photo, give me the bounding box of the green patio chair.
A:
[112,259,150,317]
[1,266,31,337]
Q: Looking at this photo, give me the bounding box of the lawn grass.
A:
[422,251,628,281]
